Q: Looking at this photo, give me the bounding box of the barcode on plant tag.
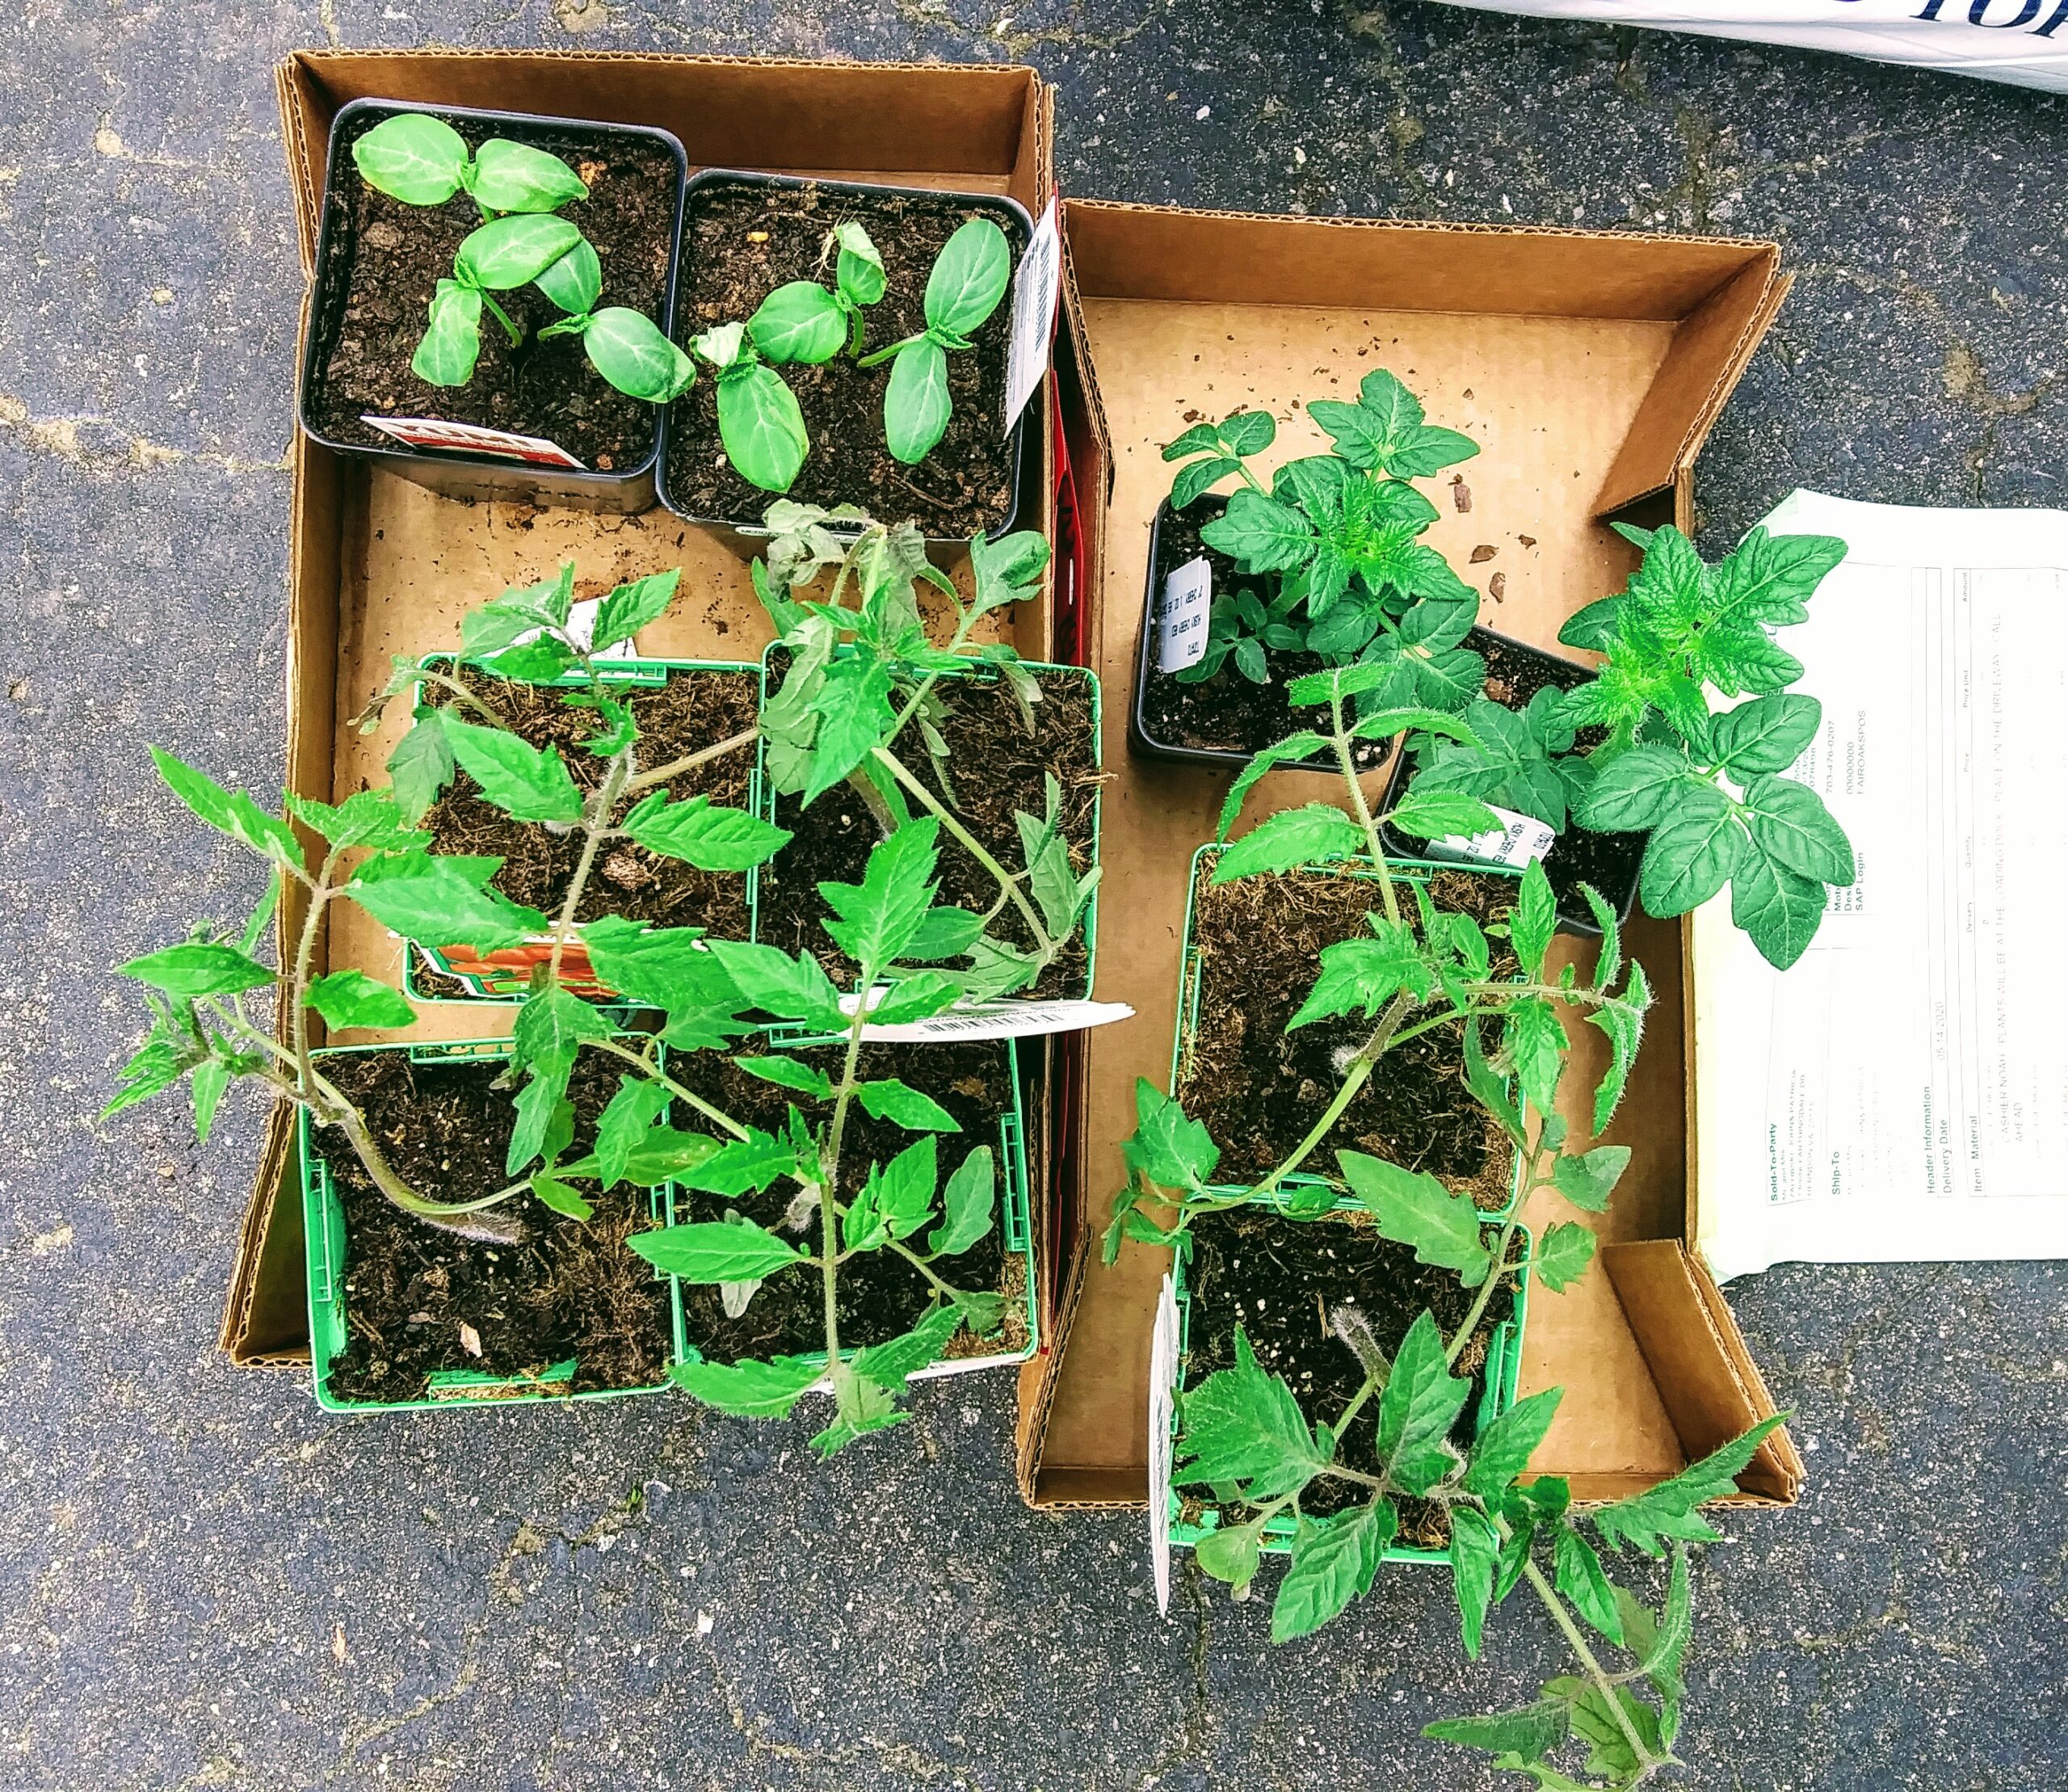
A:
[847,995,1134,1042]
[1157,556,1213,674]
[1003,196,1062,431]
[360,414,586,469]
[1422,803,1557,869]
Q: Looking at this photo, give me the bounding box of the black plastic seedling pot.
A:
[658,169,1033,545]
[1377,624,1643,936]
[1130,494,1386,776]
[300,98,689,513]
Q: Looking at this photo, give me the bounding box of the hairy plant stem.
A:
[548,749,633,988]
[1521,1554,1670,1779]
[479,290,523,345]
[813,986,876,1364]
[855,333,923,369]
[872,746,1054,958]
[411,667,511,726]
[585,1036,748,1142]
[1330,693,1399,928]
[1244,991,1414,1204]
[624,727,759,794]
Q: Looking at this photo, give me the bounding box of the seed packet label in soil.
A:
[845,994,1135,1042]
[1156,556,1213,673]
[359,414,586,470]
[1421,802,1557,870]
[1149,1271,1181,1617]
[1003,196,1062,431]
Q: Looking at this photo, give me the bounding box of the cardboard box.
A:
[223,51,1063,1365]
[1018,199,1804,1510]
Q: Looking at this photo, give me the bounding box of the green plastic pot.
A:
[402,654,763,1005]
[755,644,1104,1002]
[299,1036,687,1413]
[1165,1207,1534,1568]
[1171,843,1528,1219]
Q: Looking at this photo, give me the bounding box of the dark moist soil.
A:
[666,1041,1028,1365]
[1137,498,1389,771]
[1181,1205,1513,1544]
[757,658,1100,1001]
[665,179,1022,536]
[422,663,760,936]
[315,1051,673,1403]
[308,107,679,469]
[1179,862,1521,1201]
[1379,626,1645,930]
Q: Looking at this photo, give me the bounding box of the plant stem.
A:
[414,667,511,727]
[813,991,875,1365]
[480,290,523,346]
[1246,991,1413,1201]
[871,746,1053,956]
[1521,1555,1668,1778]
[623,728,759,794]
[1330,691,1398,928]
[585,1036,749,1142]
[547,750,632,988]
[855,332,923,368]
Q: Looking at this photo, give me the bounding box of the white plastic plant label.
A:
[1003,195,1062,431]
[359,414,586,469]
[1421,802,1557,870]
[1149,1272,1182,1618]
[1431,1,2068,95]
[1157,557,1213,674]
[844,995,1136,1043]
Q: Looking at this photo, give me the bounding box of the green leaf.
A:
[506,1066,570,1177]
[835,221,887,307]
[853,1301,963,1390]
[1641,1546,1694,1744]
[591,570,679,649]
[1423,1701,1570,1763]
[511,982,612,1075]
[717,362,809,493]
[810,1361,908,1458]
[862,970,965,1025]
[1194,1518,1264,1598]
[1387,789,1502,841]
[1175,1327,1328,1501]
[1172,455,1241,509]
[733,1054,834,1100]
[118,943,274,998]
[1557,595,1623,653]
[1121,1079,1220,1192]
[1505,997,1566,1118]
[928,1145,996,1256]
[388,711,457,821]
[1532,1222,1597,1294]
[1551,1146,1630,1214]
[903,905,986,962]
[1270,1501,1395,1643]
[1575,744,1704,833]
[671,1353,825,1418]
[1288,923,1427,1030]
[628,1218,808,1284]
[1463,1386,1563,1496]
[305,969,414,1030]
[706,941,848,1028]
[528,1172,591,1219]
[885,337,952,465]
[1509,859,1557,979]
[442,716,582,822]
[797,660,895,806]
[352,111,469,205]
[1641,804,1745,915]
[1590,1414,1789,1556]
[675,1126,798,1197]
[1449,1504,1501,1657]
[1553,1525,1624,1643]
[1741,774,1853,885]
[1337,1150,1493,1283]
[1210,804,1364,884]
[595,1077,673,1189]
[1200,489,1315,573]
[557,1125,717,1188]
[857,1079,960,1132]
[1730,845,1828,971]
[1711,526,1847,626]
[624,793,791,872]
[582,308,696,402]
[1709,692,1822,776]
[1462,1017,1525,1145]
[455,214,583,290]
[469,137,588,212]
[875,1135,940,1240]
[1215,731,1327,839]
[1587,961,1649,1134]
[581,918,733,1012]
[750,281,847,364]
[818,818,939,970]
[923,217,1011,339]
[535,238,602,313]
[1374,1311,1473,1495]
[285,789,427,854]
[190,1058,230,1145]
[150,747,304,869]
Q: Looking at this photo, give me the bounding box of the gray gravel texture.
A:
[2,2,2065,1789]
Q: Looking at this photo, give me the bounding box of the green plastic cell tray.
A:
[1171,843,1528,1220]
[402,654,763,1006]
[756,643,1104,1003]
[1165,1205,1534,1569]
[299,1037,688,1413]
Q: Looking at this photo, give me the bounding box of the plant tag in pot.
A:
[1157,556,1213,673]
[843,991,1135,1042]
[1421,802,1555,869]
[1003,196,1062,430]
[360,414,585,469]
[1148,1272,1181,1617]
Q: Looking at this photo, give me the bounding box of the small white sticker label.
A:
[840,995,1135,1043]
[1002,196,1062,432]
[1148,1272,1182,1618]
[1422,803,1557,869]
[1156,556,1213,674]
[360,414,585,469]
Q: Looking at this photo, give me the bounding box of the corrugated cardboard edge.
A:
[1600,1239,1804,1504]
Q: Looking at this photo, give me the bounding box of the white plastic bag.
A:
[1433,1,2068,94]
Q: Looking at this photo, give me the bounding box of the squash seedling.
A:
[1108,596,1849,1777]
[856,217,1014,464]
[353,108,692,406]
